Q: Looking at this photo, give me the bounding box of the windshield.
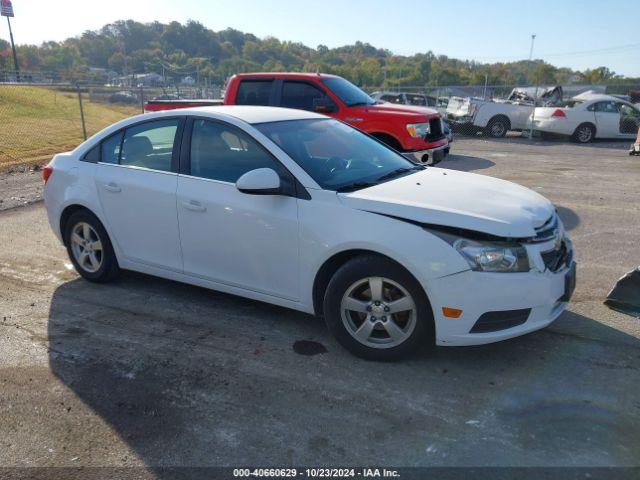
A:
[255,118,421,191]
[321,77,376,107]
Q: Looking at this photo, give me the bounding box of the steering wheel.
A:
[326,156,348,174]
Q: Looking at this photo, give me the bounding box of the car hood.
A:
[359,103,440,120]
[338,168,554,238]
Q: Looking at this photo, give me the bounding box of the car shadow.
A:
[442,153,496,171]
[47,273,640,470]
[453,131,631,150]
[555,205,580,231]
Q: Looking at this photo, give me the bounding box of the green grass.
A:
[0,85,139,169]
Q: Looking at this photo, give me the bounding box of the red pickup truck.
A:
[223,73,449,164]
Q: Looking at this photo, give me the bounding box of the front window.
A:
[593,101,619,113]
[321,77,375,107]
[281,81,331,111]
[190,119,283,183]
[255,118,421,191]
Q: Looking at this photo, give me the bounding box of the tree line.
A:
[1,19,637,87]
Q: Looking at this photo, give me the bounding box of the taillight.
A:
[42,164,53,184]
[551,109,566,118]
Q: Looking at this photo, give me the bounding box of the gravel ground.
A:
[0,168,44,211]
[0,136,639,476]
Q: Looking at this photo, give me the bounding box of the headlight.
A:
[406,122,430,138]
[453,239,530,272]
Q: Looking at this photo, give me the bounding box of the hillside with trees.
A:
[1,19,637,87]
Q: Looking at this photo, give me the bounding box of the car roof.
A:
[572,93,628,103]
[233,72,340,80]
[149,105,327,124]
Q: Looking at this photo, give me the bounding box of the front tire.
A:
[323,255,434,360]
[64,210,120,283]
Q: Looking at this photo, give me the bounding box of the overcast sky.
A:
[4,0,640,76]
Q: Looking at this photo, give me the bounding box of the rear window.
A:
[236,80,273,106]
[406,94,428,106]
[381,94,402,104]
[560,100,583,108]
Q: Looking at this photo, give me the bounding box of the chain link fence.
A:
[0,83,222,170]
[2,78,639,170]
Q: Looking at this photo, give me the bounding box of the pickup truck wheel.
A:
[572,123,595,143]
[323,255,434,360]
[486,117,508,138]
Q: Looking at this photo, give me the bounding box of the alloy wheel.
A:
[70,222,103,273]
[577,126,593,143]
[340,276,417,349]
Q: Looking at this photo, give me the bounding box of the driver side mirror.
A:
[236,168,282,195]
[313,97,337,114]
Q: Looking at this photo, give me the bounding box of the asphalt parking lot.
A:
[0,136,639,474]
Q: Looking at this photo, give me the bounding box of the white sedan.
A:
[531,94,640,143]
[43,106,575,360]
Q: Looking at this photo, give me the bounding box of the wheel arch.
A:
[59,204,108,247]
[312,249,432,318]
[488,114,511,130]
[370,132,403,151]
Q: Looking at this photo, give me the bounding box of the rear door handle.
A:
[103,182,121,193]
[181,200,206,212]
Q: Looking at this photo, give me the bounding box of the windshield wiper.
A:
[376,166,423,182]
[336,181,379,193]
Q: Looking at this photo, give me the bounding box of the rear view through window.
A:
[236,80,273,105]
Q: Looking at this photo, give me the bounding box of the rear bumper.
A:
[531,117,575,136]
[403,143,450,165]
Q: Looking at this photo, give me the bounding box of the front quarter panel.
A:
[298,190,469,313]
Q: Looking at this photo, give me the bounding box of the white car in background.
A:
[43,106,575,360]
[531,94,640,143]
[446,86,563,137]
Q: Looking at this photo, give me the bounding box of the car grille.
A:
[541,240,572,272]
[425,118,445,142]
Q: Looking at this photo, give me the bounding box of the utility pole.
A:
[528,34,536,65]
[6,16,19,81]
[528,34,537,141]
[2,0,20,82]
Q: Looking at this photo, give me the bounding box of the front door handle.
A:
[103,182,121,193]
[181,200,206,212]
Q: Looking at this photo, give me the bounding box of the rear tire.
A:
[572,123,595,143]
[323,255,434,360]
[64,210,120,283]
[485,116,509,138]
